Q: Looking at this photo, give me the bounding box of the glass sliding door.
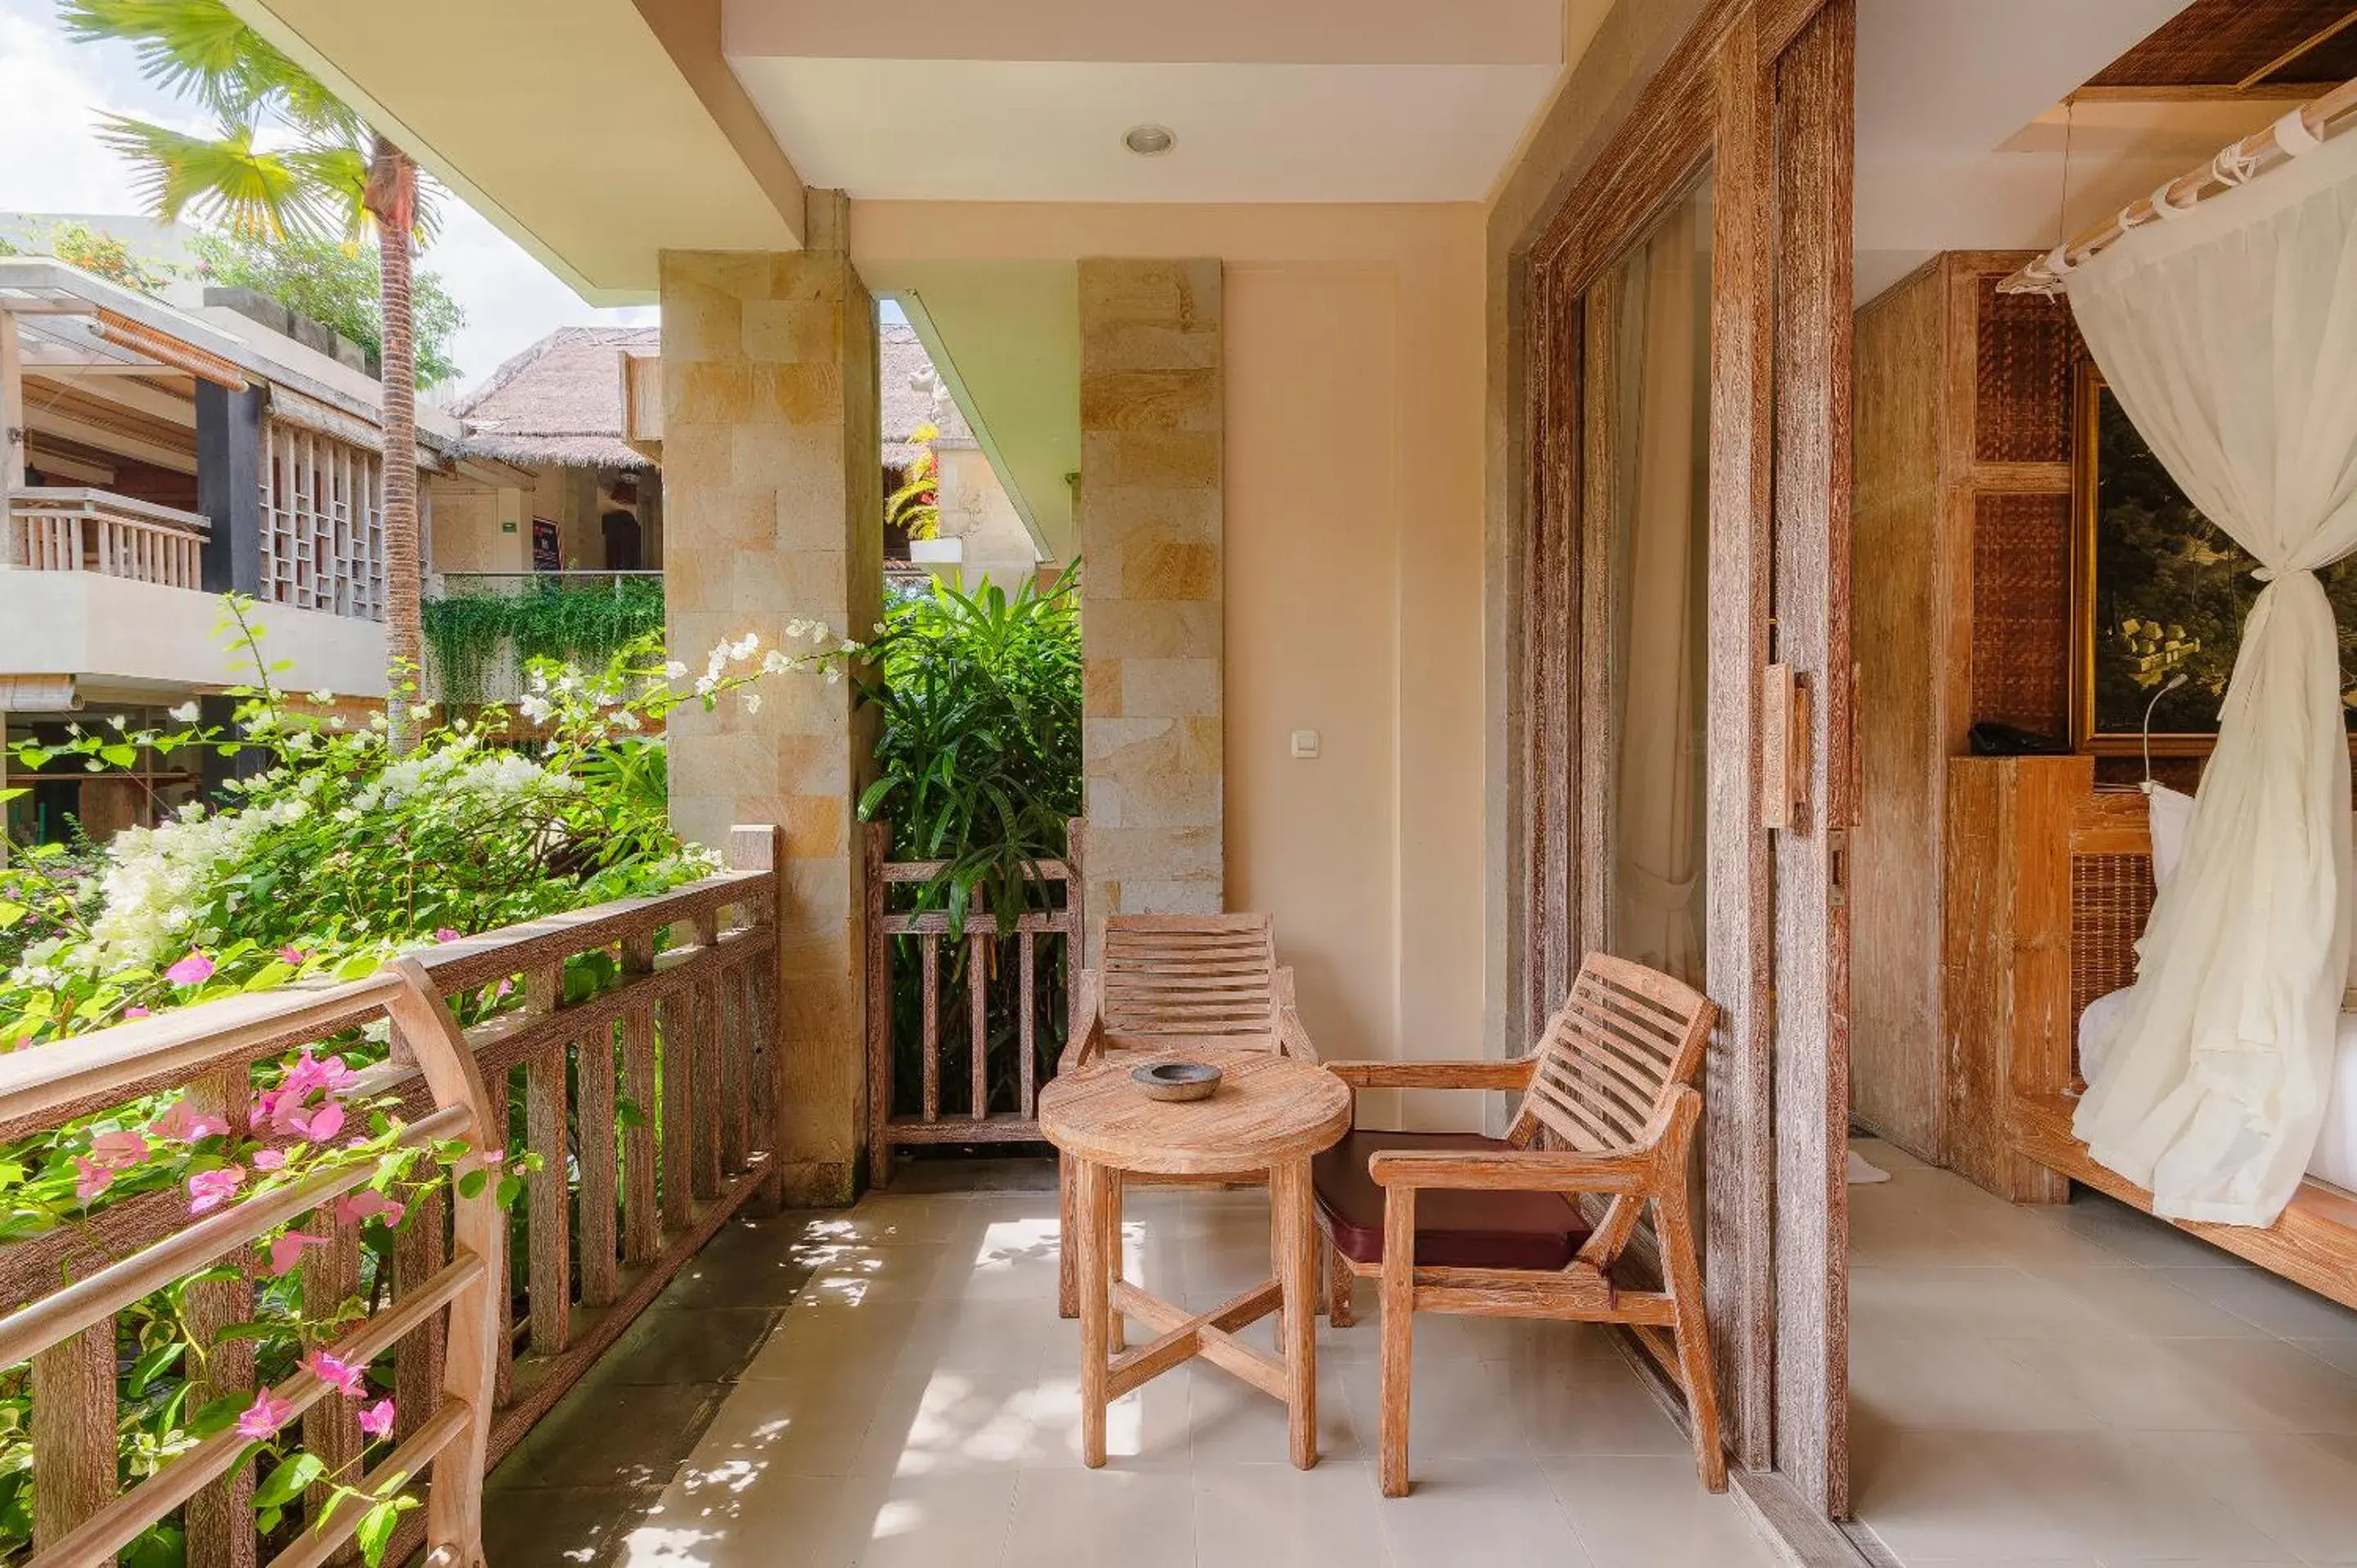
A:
[1586,177,1714,987]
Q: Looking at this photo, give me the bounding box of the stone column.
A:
[661,191,881,1206]
[1077,259,1224,951]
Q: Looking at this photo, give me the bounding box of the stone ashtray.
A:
[1133,1061,1222,1102]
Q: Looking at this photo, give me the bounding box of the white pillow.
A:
[2146,784,2195,893]
[2146,784,2357,1003]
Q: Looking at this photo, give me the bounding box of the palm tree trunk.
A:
[370,135,423,754]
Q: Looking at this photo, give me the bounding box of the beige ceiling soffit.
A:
[219,0,611,303]
[894,291,1048,556]
[93,313,248,391]
[632,0,807,250]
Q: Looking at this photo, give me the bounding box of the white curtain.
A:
[2066,127,2357,1225]
[1607,196,1709,986]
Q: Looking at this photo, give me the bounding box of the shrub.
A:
[0,602,841,1565]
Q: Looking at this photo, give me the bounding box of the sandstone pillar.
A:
[661,191,881,1205]
[1077,259,1224,948]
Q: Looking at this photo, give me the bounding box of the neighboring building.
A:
[0,250,518,841]
[880,322,1044,594]
[439,326,665,578]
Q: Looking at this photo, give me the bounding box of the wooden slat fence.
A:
[864,819,1084,1188]
[0,824,785,1568]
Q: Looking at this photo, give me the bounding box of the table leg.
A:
[1106,1167,1127,1354]
[1273,1158,1318,1468]
[1075,1158,1110,1468]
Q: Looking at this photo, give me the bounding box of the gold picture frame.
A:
[2071,363,2357,755]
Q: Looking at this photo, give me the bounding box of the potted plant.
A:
[891,423,962,565]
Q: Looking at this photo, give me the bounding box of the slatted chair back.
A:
[1100,914,1281,1045]
[1507,953,1715,1265]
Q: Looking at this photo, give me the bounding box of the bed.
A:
[1989,764,2357,1310]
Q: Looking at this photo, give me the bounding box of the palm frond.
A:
[62,0,304,125]
[93,113,333,241]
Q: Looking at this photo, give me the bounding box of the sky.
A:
[0,0,658,401]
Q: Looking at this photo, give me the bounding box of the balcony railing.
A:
[4,488,210,588]
[0,827,780,1568]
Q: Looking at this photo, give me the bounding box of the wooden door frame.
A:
[1511,0,1855,1524]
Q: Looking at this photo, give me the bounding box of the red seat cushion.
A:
[1312,1130,1591,1271]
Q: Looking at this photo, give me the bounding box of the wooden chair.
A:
[1055,913,1318,1316]
[1313,952,1722,1498]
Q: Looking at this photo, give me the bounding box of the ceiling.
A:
[227,0,804,304]
[720,0,1566,203]
[2089,0,2357,91]
[1851,0,2328,303]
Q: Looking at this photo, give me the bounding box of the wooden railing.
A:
[0,827,782,1568]
[4,489,210,587]
[863,820,1084,1189]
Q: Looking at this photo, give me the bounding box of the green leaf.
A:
[354,1498,403,1567]
[0,903,26,931]
[455,1169,487,1201]
[187,1393,255,1440]
[99,743,139,768]
[253,1452,324,1508]
[494,1175,523,1210]
[126,1340,185,1397]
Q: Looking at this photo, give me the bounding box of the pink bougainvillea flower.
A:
[164,951,215,987]
[301,1349,367,1398]
[89,1129,148,1169]
[72,1156,113,1203]
[149,1101,228,1143]
[250,1147,287,1171]
[481,1147,507,1167]
[293,1102,345,1144]
[187,1165,246,1215]
[123,1006,151,1020]
[493,978,514,1002]
[282,1048,354,1099]
[267,1230,327,1275]
[433,929,461,944]
[356,1399,396,1439]
[279,946,307,966]
[236,1390,294,1440]
[333,1188,405,1230]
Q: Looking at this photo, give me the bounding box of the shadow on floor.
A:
[479,1159,1048,1565]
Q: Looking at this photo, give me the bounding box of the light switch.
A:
[1290,729,1321,759]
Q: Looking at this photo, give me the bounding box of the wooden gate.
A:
[863,819,1085,1188]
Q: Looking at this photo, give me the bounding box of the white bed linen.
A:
[2082,986,2357,1194]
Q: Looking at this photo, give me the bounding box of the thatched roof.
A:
[451,325,660,470]
[881,322,974,469]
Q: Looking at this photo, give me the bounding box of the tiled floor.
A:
[564,1169,1782,1568]
[1848,1136,2357,1567]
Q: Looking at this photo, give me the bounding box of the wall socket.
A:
[1290,729,1321,759]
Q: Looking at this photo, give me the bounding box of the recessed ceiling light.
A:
[1123,124,1176,156]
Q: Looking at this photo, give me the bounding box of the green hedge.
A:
[422,577,665,705]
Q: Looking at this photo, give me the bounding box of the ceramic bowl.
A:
[1132,1061,1223,1102]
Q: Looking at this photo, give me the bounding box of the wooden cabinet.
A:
[1940,756,2080,1203]
[1850,252,2080,1163]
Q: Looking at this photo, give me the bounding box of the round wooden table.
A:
[1038,1048,1352,1469]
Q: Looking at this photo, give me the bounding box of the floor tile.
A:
[1005,1467,1197,1568]
[1372,1454,1597,1568]
[1192,1460,1393,1567]
[1543,1454,1782,1567]
[2151,1262,2357,1339]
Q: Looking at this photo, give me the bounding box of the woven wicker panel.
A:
[2071,852,2155,1081]
[2088,0,2356,89]
[1975,277,2080,464]
[1971,492,2071,737]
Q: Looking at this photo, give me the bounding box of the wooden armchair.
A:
[1056,913,1317,1317]
[1312,953,1721,1498]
